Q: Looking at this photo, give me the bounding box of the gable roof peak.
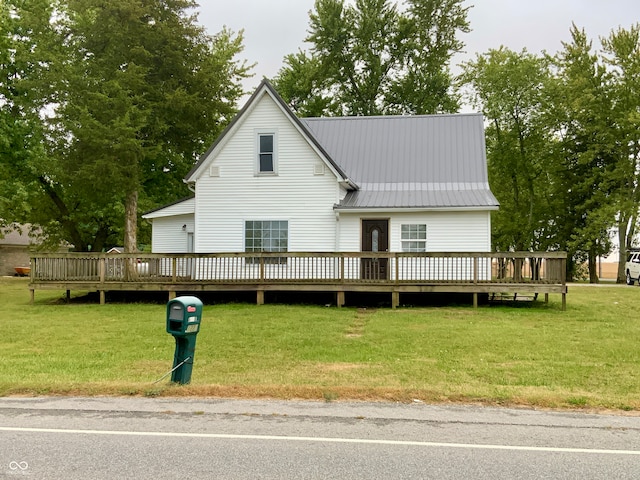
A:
[184,79,353,186]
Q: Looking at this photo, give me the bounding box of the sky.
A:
[196,0,640,94]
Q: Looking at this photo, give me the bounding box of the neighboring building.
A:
[0,225,32,276]
[142,80,499,260]
[0,224,72,276]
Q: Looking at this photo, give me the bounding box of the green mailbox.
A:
[166,296,203,384]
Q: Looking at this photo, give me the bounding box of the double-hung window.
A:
[258,133,275,174]
[245,220,288,264]
[401,224,427,252]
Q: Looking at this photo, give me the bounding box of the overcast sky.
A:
[196,0,640,94]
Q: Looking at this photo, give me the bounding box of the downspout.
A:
[187,181,196,252]
[334,209,340,252]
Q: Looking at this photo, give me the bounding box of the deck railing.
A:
[30,251,567,286]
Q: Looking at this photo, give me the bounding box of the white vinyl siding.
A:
[143,198,194,219]
[194,93,342,253]
[337,211,491,253]
[336,210,491,281]
[394,211,490,252]
[149,214,194,253]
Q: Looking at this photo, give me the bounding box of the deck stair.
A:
[489,292,539,304]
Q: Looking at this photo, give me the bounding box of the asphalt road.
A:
[1,397,639,479]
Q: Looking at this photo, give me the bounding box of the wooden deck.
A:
[29,251,568,309]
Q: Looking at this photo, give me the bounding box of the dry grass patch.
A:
[345,307,374,338]
[315,362,364,372]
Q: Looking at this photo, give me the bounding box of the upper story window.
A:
[258,133,276,174]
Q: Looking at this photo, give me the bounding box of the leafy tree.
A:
[551,25,615,282]
[600,24,640,282]
[273,0,469,116]
[0,0,55,238]
[387,0,469,114]
[461,25,639,283]
[460,48,556,253]
[1,0,251,251]
[273,51,339,117]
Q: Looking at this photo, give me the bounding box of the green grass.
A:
[1,277,639,411]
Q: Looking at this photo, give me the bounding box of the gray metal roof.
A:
[301,114,499,209]
[339,183,500,209]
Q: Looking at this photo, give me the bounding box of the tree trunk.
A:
[588,249,598,284]
[124,190,138,280]
[124,190,138,253]
[565,255,575,283]
[617,223,628,284]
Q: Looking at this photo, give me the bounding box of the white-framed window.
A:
[257,132,276,174]
[401,224,427,252]
[245,220,288,264]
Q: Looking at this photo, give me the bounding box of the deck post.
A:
[257,289,264,305]
[29,289,35,305]
[473,257,478,283]
[171,257,177,283]
[395,254,399,284]
[336,291,345,308]
[168,291,177,301]
[392,291,399,309]
[98,258,106,306]
[99,257,106,283]
[66,290,71,303]
[473,292,478,308]
[562,292,566,311]
[544,293,549,304]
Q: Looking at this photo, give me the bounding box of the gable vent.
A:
[209,166,220,177]
[313,164,325,176]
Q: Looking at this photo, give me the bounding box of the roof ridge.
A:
[302,112,483,121]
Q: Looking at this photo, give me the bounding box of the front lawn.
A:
[2,277,638,411]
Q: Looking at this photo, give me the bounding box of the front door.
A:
[361,219,389,280]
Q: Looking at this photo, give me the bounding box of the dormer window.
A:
[257,132,276,174]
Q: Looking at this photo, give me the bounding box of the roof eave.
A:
[141,196,195,219]
[334,205,500,213]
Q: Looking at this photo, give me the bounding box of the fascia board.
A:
[334,206,500,214]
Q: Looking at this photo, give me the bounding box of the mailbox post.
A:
[166,296,203,384]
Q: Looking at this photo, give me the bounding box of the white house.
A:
[142,80,499,268]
